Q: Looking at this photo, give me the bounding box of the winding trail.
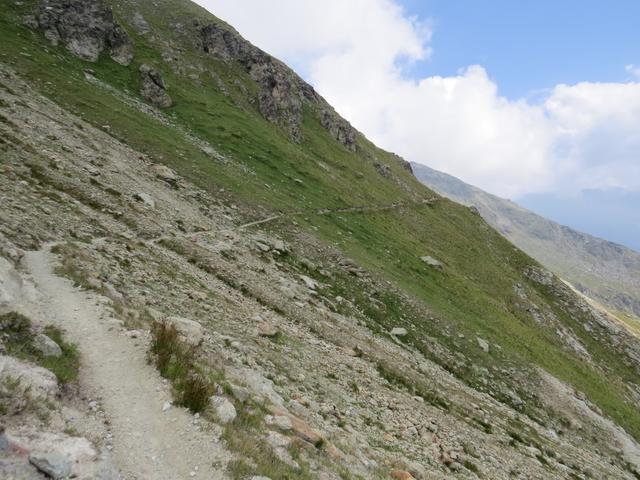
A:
[23,246,228,480]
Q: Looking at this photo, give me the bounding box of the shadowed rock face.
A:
[200,22,358,149]
[31,0,133,65]
[139,64,173,108]
[320,109,357,152]
[392,153,414,174]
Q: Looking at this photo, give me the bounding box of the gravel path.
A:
[23,246,229,480]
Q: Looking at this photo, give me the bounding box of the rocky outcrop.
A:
[30,0,133,65]
[139,64,172,108]
[200,23,307,140]
[374,163,391,178]
[200,22,358,148]
[320,109,357,152]
[391,153,413,174]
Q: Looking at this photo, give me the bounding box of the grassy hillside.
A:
[2,0,640,454]
[411,162,640,322]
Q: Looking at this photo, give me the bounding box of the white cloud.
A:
[626,64,640,78]
[196,0,640,199]
[545,81,640,192]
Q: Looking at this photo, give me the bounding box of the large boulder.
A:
[209,395,236,424]
[29,452,71,480]
[0,356,59,414]
[139,64,173,108]
[32,0,133,65]
[227,367,284,406]
[9,430,116,480]
[165,316,203,346]
[32,333,63,358]
[420,255,444,270]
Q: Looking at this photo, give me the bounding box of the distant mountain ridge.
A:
[412,162,640,320]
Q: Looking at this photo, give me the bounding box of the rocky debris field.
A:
[2,55,640,480]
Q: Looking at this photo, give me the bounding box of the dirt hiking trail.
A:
[23,246,228,480]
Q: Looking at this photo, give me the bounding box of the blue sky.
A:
[400,0,640,99]
[200,0,640,251]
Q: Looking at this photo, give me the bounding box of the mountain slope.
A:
[411,162,640,322]
[2,1,640,478]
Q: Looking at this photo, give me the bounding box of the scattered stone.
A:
[299,275,318,290]
[32,333,62,357]
[131,12,149,34]
[390,327,407,337]
[272,240,288,253]
[477,337,490,353]
[265,414,293,431]
[420,256,443,269]
[134,192,155,208]
[390,471,415,480]
[162,401,172,412]
[29,451,71,480]
[139,64,172,108]
[188,290,208,302]
[150,164,178,183]
[210,396,236,424]
[256,320,279,338]
[255,241,271,253]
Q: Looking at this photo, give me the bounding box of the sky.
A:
[195,0,640,251]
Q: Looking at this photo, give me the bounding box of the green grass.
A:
[149,321,214,412]
[1,311,79,384]
[2,0,640,443]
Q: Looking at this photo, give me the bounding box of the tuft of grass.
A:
[463,459,480,474]
[1,312,79,384]
[149,321,214,412]
[40,326,80,384]
[181,372,211,413]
